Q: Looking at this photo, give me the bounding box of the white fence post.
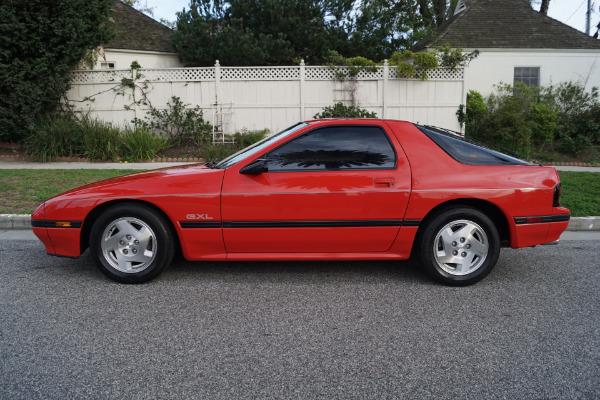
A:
[299,59,305,120]
[214,60,221,106]
[382,59,389,118]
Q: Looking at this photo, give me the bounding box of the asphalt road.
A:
[1,239,598,399]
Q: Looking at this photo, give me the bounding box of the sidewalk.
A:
[0,160,598,231]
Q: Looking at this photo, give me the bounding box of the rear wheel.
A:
[416,207,500,286]
[89,203,175,283]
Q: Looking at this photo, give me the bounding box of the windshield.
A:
[214,122,309,169]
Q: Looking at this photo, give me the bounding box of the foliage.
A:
[390,50,438,80]
[23,114,85,162]
[121,126,170,161]
[460,82,600,158]
[326,51,378,79]
[201,143,237,161]
[0,0,114,142]
[202,129,269,160]
[122,0,155,16]
[172,0,351,66]
[25,113,174,162]
[345,0,461,61]
[457,90,486,129]
[389,46,478,80]
[314,103,378,119]
[143,96,212,145]
[232,129,269,147]
[552,83,600,154]
[172,0,467,66]
[437,45,479,70]
[80,117,123,161]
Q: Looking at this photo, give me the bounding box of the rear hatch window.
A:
[417,125,533,166]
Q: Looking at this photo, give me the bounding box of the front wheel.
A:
[416,207,500,286]
[89,203,175,283]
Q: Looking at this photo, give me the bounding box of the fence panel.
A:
[66,64,464,134]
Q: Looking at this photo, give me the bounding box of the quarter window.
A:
[266,126,396,171]
[514,67,540,87]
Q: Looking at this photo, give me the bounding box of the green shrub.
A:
[233,128,269,147]
[552,83,600,155]
[389,50,438,80]
[121,126,171,161]
[80,117,122,161]
[460,81,600,158]
[314,103,377,119]
[24,113,85,162]
[201,128,268,160]
[144,96,212,145]
[201,143,237,161]
[24,113,174,162]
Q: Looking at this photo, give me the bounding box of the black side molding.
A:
[31,220,82,228]
[514,215,571,225]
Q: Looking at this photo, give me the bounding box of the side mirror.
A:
[240,158,268,174]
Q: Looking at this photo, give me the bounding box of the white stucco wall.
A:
[462,49,600,97]
[93,48,183,70]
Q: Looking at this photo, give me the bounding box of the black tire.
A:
[416,206,500,286]
[89,203,175,283]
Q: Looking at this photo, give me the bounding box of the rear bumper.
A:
[510,211,570,248]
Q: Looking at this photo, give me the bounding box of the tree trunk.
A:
[539,0,550,15]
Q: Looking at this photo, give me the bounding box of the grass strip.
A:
[558,171,600,217]
[0,170,141,214]
[0,169,598,217]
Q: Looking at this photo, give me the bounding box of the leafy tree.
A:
[173,0,476,65]
[349,0,460,60]
[172,0,354,66]
[0,0,114,142]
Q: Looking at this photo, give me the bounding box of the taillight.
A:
[553,183,561,207]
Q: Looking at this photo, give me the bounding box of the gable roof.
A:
[413,0,600,51]
[106,0,175,53]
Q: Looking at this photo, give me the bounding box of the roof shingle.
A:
[106,0,175,53]
[413,0,600,51]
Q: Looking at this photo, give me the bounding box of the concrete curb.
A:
[0,214,34,229]
[2,214,598,231]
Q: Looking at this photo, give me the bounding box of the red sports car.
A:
[31,119,570,285]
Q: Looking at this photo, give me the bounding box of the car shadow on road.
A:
[163,256,433,286]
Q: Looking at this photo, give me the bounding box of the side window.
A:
[514,67,540,87]
[266,126,396,171]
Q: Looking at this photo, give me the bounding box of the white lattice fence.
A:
[66,63,465,133]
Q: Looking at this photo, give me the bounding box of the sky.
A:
[145,0,599,36]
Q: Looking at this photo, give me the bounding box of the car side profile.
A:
[31,119,570,285]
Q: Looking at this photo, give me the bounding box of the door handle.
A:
[374,178,395,187]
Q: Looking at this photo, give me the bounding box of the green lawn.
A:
[0,169,598,217]
[0,170,140,214]
[558,171,600,217]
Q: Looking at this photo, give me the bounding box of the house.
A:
[413,0,600,96]
[92,0,183,70]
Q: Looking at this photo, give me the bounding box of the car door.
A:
[220,122,411,254]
